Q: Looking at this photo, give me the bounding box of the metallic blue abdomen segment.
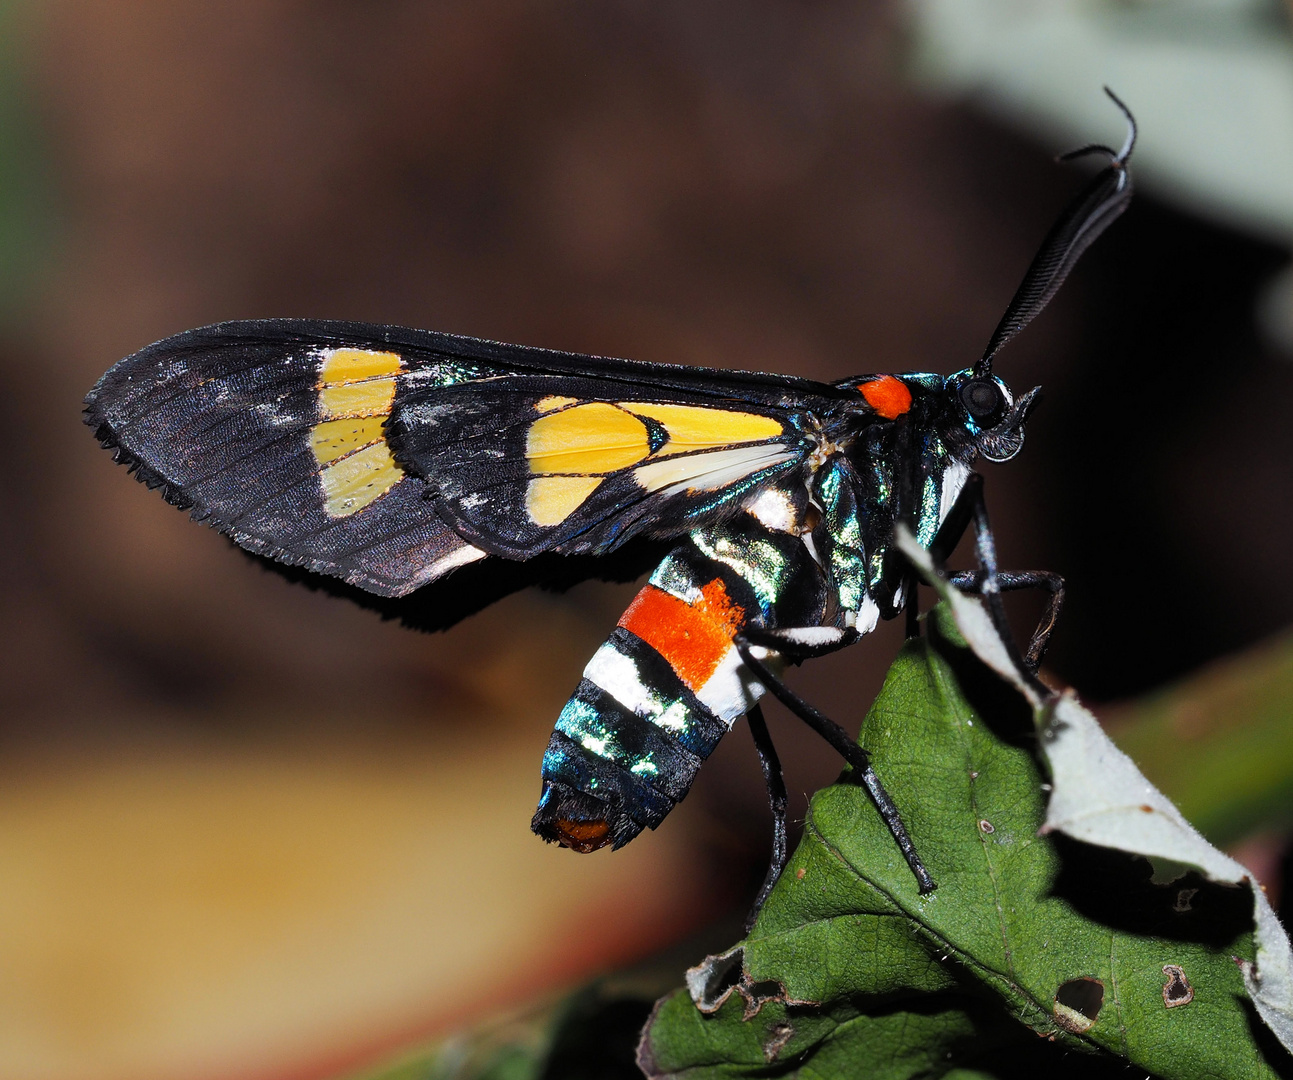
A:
[538,731,675,836]
[596,626,728,759]
[554,680,703,803]
[536,623,728,845]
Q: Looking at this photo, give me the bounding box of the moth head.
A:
[946,91,1136,461]
[948,369,1041,462]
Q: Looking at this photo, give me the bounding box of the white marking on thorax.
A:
[800,530,822,568]
[807,434,843,472]
[744,487,797,533]
[940,460,971,524]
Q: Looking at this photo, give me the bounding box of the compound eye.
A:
[959,378,1007,428]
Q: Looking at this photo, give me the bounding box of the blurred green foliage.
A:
[0,0,51,319]
[1109,632,1293,847]
[345,982,657,1080]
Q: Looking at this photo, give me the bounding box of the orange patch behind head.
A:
[858,375,912,420]
[618,579,746,691]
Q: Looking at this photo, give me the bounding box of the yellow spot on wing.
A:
[320,378,397,419]
[319,348,401,384]
[311,416,387,465]
[621,403,782,456]
[320,441,403,517]
[527,403,649,474]
[526,475,604,525]
[313,350,406,516]
[535,395,578,413]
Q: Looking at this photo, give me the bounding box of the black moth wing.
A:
[86,318,849,598]
[86,319,476,598]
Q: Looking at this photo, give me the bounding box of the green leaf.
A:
[896,534,1293,1054]
[642,612,1288,1079]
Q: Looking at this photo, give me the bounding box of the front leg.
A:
[948,568,1064,671]
[925,473,1063,684]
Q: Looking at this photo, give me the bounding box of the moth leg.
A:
[948,569,1064,671]
[743,703,788,931]
[904,590,920,640]
[733,637,937,895]
[924,473,1053,693]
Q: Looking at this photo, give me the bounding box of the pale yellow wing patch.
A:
[320,379,397,419]
[320,348,402,384]
[526,476,605,526]
[319,442,405,518]
[318,348,400,420]
[526,402,650,474]
[621,403,782,456]
[535,395,579,414]
[311,416,387,466]
[313,348,406,517]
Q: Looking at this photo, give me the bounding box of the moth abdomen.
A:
[532,515,833,852]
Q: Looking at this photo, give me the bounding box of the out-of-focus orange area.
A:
[0,2,1289,1079]
[0,730,696,1080]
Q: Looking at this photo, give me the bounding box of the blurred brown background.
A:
[0,2,1290,1079]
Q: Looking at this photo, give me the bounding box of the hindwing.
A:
[386,375,808,556]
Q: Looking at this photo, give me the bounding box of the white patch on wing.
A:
[389,541,487,596]
[415,543,487,586]
[940,460,971,524]
[632,446,794,495]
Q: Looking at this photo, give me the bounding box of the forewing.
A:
[86,319,843,595]
[86,322,493,596]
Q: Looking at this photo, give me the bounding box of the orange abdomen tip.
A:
[555,818,613,853]
[859,375,912,419]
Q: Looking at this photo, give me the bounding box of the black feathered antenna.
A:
[975,88,1136,376]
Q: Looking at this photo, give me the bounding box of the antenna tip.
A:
[1101,86,1137,162]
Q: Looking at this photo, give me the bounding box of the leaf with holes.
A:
[639,605,1289,1079]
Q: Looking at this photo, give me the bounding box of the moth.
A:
[85,92,1135,913]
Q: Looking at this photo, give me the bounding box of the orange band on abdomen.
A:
[618,579,746,691]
